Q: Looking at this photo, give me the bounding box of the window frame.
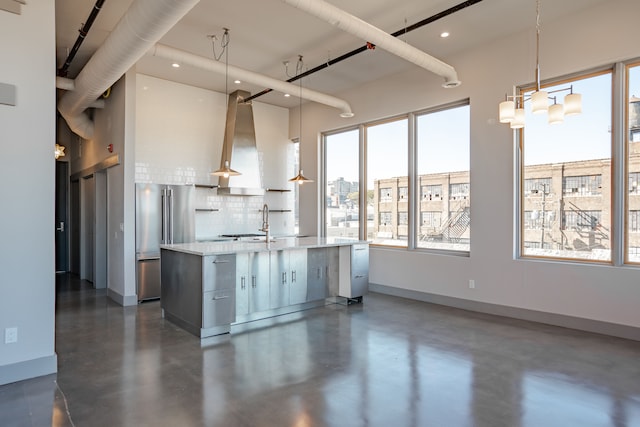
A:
[517,67,615,264]
[321,99,470,256]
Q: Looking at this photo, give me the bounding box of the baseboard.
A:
[107,288,138,307]
[0,354,57,386]
[369,283,640,342]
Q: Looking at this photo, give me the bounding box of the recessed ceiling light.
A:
[234,80,241,84]
[172,62,180,68]
[440,32,450,38]
[284,93,290,97]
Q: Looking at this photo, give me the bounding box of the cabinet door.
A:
[269,250,289,309]
[350,244,369,297]
[289,249,308,305]
[249,251,270,313]
[236,253,249,316]
[203,254,235,292]
[307,248,328,301]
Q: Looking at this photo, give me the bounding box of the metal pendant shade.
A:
[289,56,314,184]
[212,160,241,178]
[289,169,313,184]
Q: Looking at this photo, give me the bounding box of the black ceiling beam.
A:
[58,0,106,77]
[243,0,484,103]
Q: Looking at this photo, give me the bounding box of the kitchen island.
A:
[160,237,368,338]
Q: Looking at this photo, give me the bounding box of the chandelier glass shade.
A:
[498,0,582,129]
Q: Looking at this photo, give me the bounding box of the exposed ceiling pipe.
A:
[58,0,200,140]
[281,0,461,88]
[56,77,105,108]
[148,44,354,117]
[57,0,106,77]
[246,0,481,103]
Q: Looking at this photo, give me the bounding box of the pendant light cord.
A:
[535,0,541,91]
[298,56,304,170]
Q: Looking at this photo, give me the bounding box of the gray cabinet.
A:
[236,251,270,316]
[307,247,338,301]
[288,249,308,305]
[270,249,307,308]
[249,252,270,313]
[338,243,369,299]
[161,250,236,337]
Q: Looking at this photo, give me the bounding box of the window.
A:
[421,184,442,200]
[398,186,408,201]
[449,183,470,200]
[521,71,612,261]
[562,175,602,196]
[379,187,393,202]
[322,101,469,254]
[367,118,408,246]
[562,210,602,231]
[398,212,408,225]
[524,178,552,194]
[629,211,640,233]
[417,103,470,251]
[379,212,392,226]
[627,63,640,262]
[324,129,360,239]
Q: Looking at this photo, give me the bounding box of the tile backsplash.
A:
[135,162,294,239]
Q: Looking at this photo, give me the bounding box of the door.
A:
[289,249,308,305]
[55,161,69,273]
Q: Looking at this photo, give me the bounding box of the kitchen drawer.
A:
[202,289,235,328]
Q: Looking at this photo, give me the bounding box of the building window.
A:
[629,172,640,194]
[398,186,408,201]
[421,211,442,227]
[562,175,602,196]
[379,212,392,226]
[379,187,393,202]
[524,178,552,195]
[521,71,612,261]
[562,210,602,231]
[449,183,470,200]
[629,211,640,233]
[398,211,408,225]
[421,184,442,200]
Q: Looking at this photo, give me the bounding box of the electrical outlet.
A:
[5,327,17,344]
[469,279,475,289]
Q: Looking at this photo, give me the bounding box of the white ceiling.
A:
[55,0,606,109]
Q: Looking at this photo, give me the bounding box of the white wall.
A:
[134,74,293,238]
[0,1,57,384]
[296,0,640,332]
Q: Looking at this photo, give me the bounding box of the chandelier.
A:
[498,0,582,129]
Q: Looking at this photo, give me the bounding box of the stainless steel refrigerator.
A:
[135,183,195,301]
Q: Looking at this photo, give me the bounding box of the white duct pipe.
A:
[56,77,106,108]
[148,44,354,118]
[57,0,200,139]
[281,0,461,88]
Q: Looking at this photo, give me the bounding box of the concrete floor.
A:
[2,274,640,426]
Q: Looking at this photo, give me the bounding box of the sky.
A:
[325,105,470,186]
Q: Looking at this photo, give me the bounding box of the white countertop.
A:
[161,236,367,256]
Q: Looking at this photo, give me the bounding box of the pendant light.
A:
[498,0,582,128]
[289,55,313,185]
[212,28,241,178]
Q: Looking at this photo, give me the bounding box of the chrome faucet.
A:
[260,203,270,242]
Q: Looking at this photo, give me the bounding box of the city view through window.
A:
[522,72,613,261]
[325,104,470,251]
[324,63,637,263]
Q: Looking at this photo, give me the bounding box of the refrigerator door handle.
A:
[161,188,167,244]
[168,188,174,244]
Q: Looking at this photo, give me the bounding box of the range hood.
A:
[217,90,264,196]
